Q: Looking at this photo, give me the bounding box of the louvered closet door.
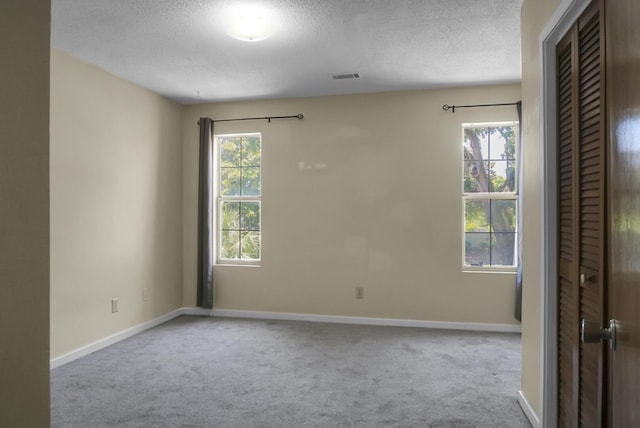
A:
[576,3,606,426]
[557,27,579,428]
[556,1,606,427]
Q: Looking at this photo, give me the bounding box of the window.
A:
[216,133,261,263]
[462,122,518,270]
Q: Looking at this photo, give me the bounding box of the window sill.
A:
[215,263,261,268]
[462,268,517,275]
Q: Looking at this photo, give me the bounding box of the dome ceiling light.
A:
[225,7,276,42]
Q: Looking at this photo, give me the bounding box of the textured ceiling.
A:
[51,0,523,104]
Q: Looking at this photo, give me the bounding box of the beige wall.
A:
[183,85,522,326]
[0,1,51,426]
[520,0,561,419]
[50,49,184,358]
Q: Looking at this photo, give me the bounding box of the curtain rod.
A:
[197,114,303,125]
[442,101,521,113]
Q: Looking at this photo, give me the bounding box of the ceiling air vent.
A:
[331,73,360,80]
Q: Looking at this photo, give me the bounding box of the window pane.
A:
[220,168,241,196]
[221,201,240,230]
[217,133,262,264]
[491,200,516,232]
[242,136,261,167]
[464,161,490,193]
[465,232,490,267]
[491,233,516,266]
[240,202,260,231]
[464,128,489,160]
[220,137,241,167]
[465,200,489,232]
[490,161,515,192]
[242,167,261,196]
[221,230,240,259]
[462,123,518,270]
[240,231,260,260]
[488,126,516,160]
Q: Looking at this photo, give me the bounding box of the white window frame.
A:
[214,132,262,266]
[462,121,519,272]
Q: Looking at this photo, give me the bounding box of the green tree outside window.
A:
[217,134,261,261]
[463,124,518,268]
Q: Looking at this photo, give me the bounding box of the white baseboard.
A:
[518,390,541,428]
[50,308,184,369]
[180,307,213,316]
[210,308,522,333]
[51,307,520,369]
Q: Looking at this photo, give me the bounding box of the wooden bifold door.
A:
[556,0,640,426]
[556,0,607,426]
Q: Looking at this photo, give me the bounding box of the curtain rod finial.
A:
[297,114,304,119]
[442,104,454,112]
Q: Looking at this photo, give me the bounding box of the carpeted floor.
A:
[51,316,531,428]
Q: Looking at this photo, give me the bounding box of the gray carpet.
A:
[51,316,532,428]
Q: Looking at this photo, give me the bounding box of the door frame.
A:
[539,0,594,426]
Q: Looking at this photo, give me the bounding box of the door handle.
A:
[580,318,618,350]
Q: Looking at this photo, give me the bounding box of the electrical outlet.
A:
[143,288,150,301]
[111,298,119,313]
[355,286,364,299]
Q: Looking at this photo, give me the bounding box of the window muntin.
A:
[463,123,518,270]
[216,133,261,263]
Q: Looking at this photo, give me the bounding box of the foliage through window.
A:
[216,133,261,263]
[463,122,518,269]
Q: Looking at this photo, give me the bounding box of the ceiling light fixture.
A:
[226,8,275,42]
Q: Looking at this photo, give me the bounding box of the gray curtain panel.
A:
[515,102,523,321]
[197,118,214,309]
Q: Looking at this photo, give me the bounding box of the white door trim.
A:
[539,0,592,426]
